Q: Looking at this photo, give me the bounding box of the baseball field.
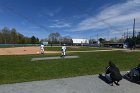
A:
[0,46,140,84]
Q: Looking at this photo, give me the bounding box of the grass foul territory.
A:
[0,50,140,84]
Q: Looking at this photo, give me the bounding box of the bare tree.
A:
[11,28,17,44]
[48,32,61,44]
[89,39,96,44]
[62,36,73,45]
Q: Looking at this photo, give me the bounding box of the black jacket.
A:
[106,65,122,81]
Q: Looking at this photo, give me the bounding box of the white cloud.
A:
[21,21,25,25]
[31,26,40,29]
[73,14,88,19]
[47,12,54,17]
[46,7,62,17]
[70,0,140,34]
[49,20,71,28]
[49,23,71,28]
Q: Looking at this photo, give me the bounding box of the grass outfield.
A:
[0,51,140,84]
[44,46,111,51]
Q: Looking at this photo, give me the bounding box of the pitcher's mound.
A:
[31,56,80,61]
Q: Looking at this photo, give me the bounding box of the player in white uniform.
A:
[61,44,66,57]
[40,44,45,54]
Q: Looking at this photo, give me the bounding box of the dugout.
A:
[103,43,124,48]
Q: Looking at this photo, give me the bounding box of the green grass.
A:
[0,46,14,48]
[45,46,110,51]
[0,51,140,84]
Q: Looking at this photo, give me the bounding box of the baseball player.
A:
[40,44,45,54]
[61,44,66,57]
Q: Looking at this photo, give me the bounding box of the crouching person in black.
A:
[124,63,140,83]
[105,61,122,86]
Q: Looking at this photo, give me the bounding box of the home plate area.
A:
[31,56,80,61]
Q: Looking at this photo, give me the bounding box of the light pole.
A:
[133,18,136,49]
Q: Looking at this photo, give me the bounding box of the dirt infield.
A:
[0,47,40,55]
[0,47,61,55]
[0,47,140,55]
[0,47,109,55]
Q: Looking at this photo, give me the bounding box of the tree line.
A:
[41,32,73,45]
[0,27,40,44]
[88,32,140,48]
[2,26,139,48]
[125,32,140,48]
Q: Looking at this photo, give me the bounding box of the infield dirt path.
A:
[0,47,140,55]
[0,47,62,55]
[0,47,40,55]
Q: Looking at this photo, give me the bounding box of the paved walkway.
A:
[0,72,140,93]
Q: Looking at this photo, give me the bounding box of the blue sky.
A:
[0,0,140,40]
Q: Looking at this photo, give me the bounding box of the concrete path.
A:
[0,73,140,93]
